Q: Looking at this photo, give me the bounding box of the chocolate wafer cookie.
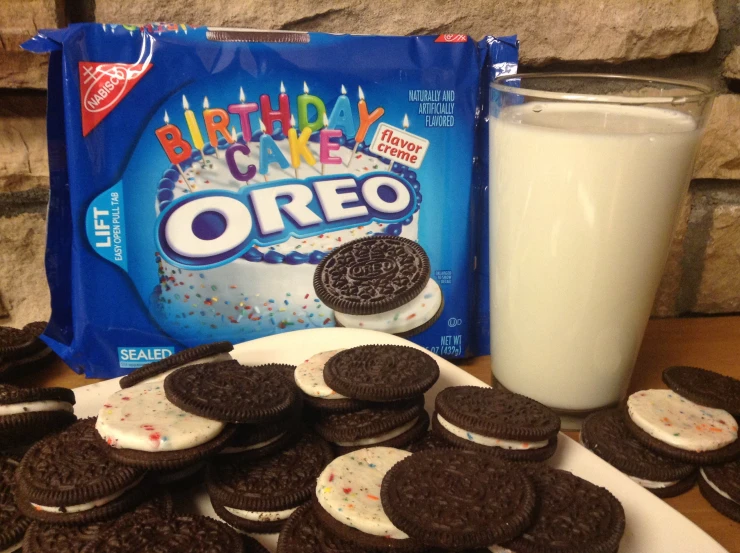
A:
[0,384,77,449]
[699,460,740,522]
[207,431,333,533]
[313,236,443,337]
[16,419,150,525]
[165,361,299,423]
[324,345,439,402]
[663,366,740,415]
[294,350,369,413]
[381,449,536,549]
[0,322,55,381]
[119,341,234,388]
[0,456,29,553]
[314,397,428,454]
[499,466,625,553]
[581,409,696,498]
[78,514,243,553]
[220,415,300,458]
[432,386,559,462]
[624,389,740,465]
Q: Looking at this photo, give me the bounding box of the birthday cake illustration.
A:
[149,84,425,345]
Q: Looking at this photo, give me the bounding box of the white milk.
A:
[490,102,701,411]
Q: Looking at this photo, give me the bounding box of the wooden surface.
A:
[17,316,740,551]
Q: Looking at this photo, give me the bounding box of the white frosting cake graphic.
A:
[151,132,421,345]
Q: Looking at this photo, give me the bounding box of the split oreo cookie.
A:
[220,416,299,458]
[497,466,625,553]
[314,397,428,454]
[323,345,439,402]
[207,431,333,533]
[699,460,740,522]
[314,446,424,551]
[663,366,740,416]
[294,350,369,413]
[164,361,299,423]
[16,419,150,525]
[432,386,560,462]
[0,322,55,381]
[624,389,740,465]
[96,381,236,470]
[381,449,536,549]
[581,409,696,498]
[78,515,243,553]
[119,341,234,388]
[0,456,30,553]
[313,236,443,337]
[277,503,379,553]
[0,384,77,449]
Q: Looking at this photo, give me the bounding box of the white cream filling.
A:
[437,415,548,450]
[629,475,680,489]
[138,352,233,385]
[294,350,347,400]
[224,505,297,522]
[335,418,419,447]
[701,468,739,505]
[316,447,410,539]
[219,432,285,455]
[335,279,442,335]
[488,547,514,553]
[627,389,738,452]
[30,475,144,513]
[0,401,74,416]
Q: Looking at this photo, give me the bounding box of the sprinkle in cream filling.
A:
[437,414,548,450]
[224,505,297,522]
[0,401,74,416]
[31,475,145,513]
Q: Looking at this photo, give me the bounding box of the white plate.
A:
[74,328,728,553]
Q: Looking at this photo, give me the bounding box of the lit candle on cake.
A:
[182,94,205,160]
[328,84,357,140]
[288,114,317,179]
[229,87,259,142]
[349,86,385,168]
[320,112,342,175]
[297,81,327,133]
[226,126,257,183]
[259,118,290,182]
[156,110,192,191]
[388,113,410,171]
[202,96,235,158]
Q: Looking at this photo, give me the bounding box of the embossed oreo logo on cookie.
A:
[347,259,398,281]
[155,173,417,269]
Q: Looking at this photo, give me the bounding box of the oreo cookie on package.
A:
[22,25,518,377]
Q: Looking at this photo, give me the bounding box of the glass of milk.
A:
[489,74,713,421]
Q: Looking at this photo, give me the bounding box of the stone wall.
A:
[0,0,738,326]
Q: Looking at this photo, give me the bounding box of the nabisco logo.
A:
[79,62,153,136]
[434,34,468,43]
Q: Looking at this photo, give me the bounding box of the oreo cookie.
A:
[432,386,560,462]
[0,322,55,381]
[0,456,30,553]
[164,361,299,423]
[78,514,243,553]
[498,466,625,553]
[119,341,233,388]
[313,236,443,338]
[663,366,740,415]
[581,409,697,498]
[207,431,333,533]
[624,389,740,465]
[220,416,299,458]
[324,345,439,402]
[277,503,379,553]
[0,384,77,449]
[699,460,740,522]
[16,418,150,525]
[314,446,425,551]
[294,350,369,413]
[381,449,536,549]
[23,491,174,553]
[406,431,459,453]
[96,380,236,470]
[314,397,428,454]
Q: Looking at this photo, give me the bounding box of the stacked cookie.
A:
[429,386,561,462]
[582,365,740,512]
[277,446,626,552]
[0,322,56,381]
[295,345,438,453]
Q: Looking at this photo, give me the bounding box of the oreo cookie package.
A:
[23,24,517,377]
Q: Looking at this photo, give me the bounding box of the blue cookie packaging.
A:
[23,24,517,378]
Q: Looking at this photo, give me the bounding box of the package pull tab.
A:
[205,28,310,43]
